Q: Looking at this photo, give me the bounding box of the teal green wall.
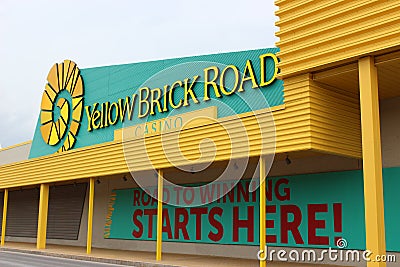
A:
[29,48,283,158]
[105,167,400,252]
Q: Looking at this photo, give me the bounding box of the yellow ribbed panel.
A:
[0,73,361,188]
[283,74,362,158]
[0,103,312,189]
[275,0,400,78]
[309,78,362,158]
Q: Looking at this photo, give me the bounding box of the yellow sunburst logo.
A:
[40,60,84,153]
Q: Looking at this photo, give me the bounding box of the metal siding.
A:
[283,74,362,158]
[0,77,362,188]
[275,0,400,77]
[6,189,39,237]
[47,183,87,240]
[313,53,400,100]
[0,62,363,189]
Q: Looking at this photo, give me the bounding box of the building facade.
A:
[1,1,400,267]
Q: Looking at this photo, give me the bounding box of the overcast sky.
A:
[0,0,278,148]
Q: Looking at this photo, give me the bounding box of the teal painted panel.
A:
[104,167,400,252]
[29,48,283,158]
[382,167,400,252]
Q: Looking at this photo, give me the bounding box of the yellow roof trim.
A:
[0,105,286,170]
[0,140,32,152]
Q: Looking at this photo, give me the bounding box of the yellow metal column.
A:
[156,169,163,261]
[358,56,386,267]
[259,157,267,267]
[87,177,95,254]
[1,189,8,246]
[37,184,49,249]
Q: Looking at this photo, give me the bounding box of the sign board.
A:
[104,167,400,252]
[29,48,283,158]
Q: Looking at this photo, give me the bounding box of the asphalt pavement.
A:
[0,251,127,267]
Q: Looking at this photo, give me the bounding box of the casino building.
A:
[0,1,399,267]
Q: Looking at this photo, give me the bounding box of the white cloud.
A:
[0,0,278,147]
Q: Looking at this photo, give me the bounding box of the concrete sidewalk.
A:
[0,242,343,267]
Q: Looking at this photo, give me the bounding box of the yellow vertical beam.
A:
[87,177,95,254]
[1,189,8,246]
[358,56,386,267]
[37,184,49,249]
[259,157,267,267]
[156,169,163,261]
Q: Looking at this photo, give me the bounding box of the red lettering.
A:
[308,204,329,245]
[281,205,304,244]
[216,183,221,202]
[144,209,157,238]
[237,182,249,203]
[222,182,235,203]
[199,184,215,204]
[208,207,223,242]
[151,196,157,206]
[333,203,343,244]
[333,203,342,232]
[142,192,151,206]
[275,178,290,201]
[266,205,277,243]
[233,206,254,242]
[132,209,143,238]
[183,188,194,205]
[163,188,170,203]
[190,207,208,240]
[266,179,273,201]
[133,190,140,206]
[173,187,182,205]
[174,208,189,240]
[162,209,172,239]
